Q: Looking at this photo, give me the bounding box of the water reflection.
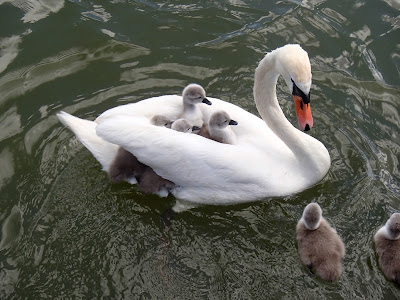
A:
[0,206,22,251]
[1,0,65,23]
[0,106,22,142]
[0,35,23,74]
[0,148,15,190]
[0,41,150,105]
[82,4,111,23]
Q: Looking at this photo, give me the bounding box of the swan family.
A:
[58,44,331,205]
[57,43,398,285]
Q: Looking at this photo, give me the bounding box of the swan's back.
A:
[96,95,183,124]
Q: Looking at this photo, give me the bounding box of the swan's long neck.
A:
[253,52,327,174]
[254,53,306,156]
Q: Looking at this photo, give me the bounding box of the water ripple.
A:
[0,0,399,298]
[1,0,64,23]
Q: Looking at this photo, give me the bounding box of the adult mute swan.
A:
[58,44,330,206]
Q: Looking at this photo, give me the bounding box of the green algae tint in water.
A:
[0,0,399,299]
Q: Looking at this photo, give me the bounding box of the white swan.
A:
[58,44,330,205]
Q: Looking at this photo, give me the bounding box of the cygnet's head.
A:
[209,111,238,129]
[302,203,322,230]
[385,213,400,240]
[151,115,173,128]
[171,118,199,133]
[182,84,211,106]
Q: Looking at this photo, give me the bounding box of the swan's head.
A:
[275,44,313,132]
[209,110,238,129]
[151,115,173,128]
[385,213,400,240]
[171,118,199,133]
[182,84,212,106]
[302,202,322,230]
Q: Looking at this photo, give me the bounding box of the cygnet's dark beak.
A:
[229,119,238,126]
[202,98,212,105]
[192,125,201,132]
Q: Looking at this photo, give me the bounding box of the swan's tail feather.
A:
[57,111,119,173]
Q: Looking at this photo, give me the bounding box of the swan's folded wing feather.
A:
[57,111,119,172]
[95,115,244,187]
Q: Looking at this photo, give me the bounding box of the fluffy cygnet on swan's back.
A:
[180,84,211,127]
[198,110,238,144]
[374,213,400,285]
[171,118,200,133]
[296,203,345,281]
[151,114,174,128]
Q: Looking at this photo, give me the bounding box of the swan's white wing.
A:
[95,115,275,203]
[96,115,238,183]
[57,111,119,173]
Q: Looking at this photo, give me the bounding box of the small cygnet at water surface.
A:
[296,203,345,281]
[374,213,400,285]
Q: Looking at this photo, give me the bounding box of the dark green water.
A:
[0,0,399,298]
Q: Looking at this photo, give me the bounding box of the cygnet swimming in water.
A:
[198,110,238,144]
[180,84,211,127]
[296,203,345,281]
[374,213,400,285]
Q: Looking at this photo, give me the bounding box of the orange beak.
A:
[293,95,313,131]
